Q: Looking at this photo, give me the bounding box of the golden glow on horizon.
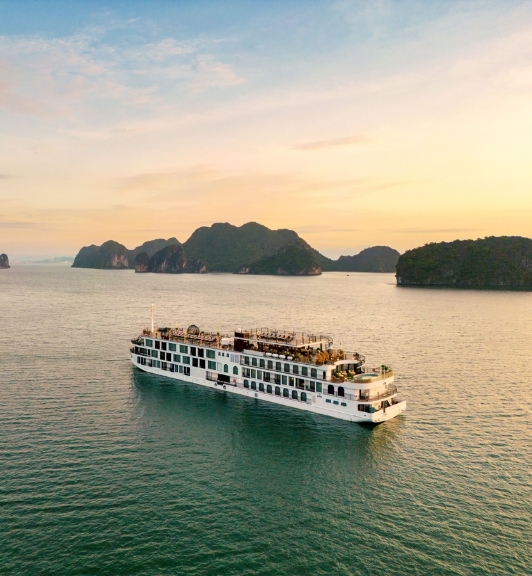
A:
[1,4,532,258]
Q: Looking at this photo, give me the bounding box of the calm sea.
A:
[1,266,530,575]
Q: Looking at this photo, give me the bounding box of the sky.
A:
[1,0,531,259]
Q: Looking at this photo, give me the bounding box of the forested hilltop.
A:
[396,236,532,289]
[72,222,400,275]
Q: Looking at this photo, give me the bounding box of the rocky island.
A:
[236,238,321,275]
[0,253,10,269]
[396,236,532,290]
[72,222,401,276]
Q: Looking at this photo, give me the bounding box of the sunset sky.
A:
[1,0,531,259]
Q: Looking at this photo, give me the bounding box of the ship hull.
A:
[131,355,406,424]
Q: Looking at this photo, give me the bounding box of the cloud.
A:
[291,134,371,150]
[392,228,479,234]
[0,220,42,229]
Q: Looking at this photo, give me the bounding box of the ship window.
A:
[296,378,304,389]
[169,343,176,352]
[252,357,257,367]
[301,392,307,402]
[192,358,198,367]
[327,384,334,395]
[341,402,347,407]
[136,356,140,364]
[208,360,216,370]
[326,399,331,403]
[266,384,272,394]
[250,368,256,378]
[191,347,197,356]
[338,387,345,397]
[284,363,290,372]
[276,362,281,371]
[198,348,204,358]
[292,390,298,400]
[302,367,308,376]
[223,364,228,373]
[145,339,153,347]
[162,362,167,370]
[263,372,271,382]
[174,354,181,363]
[275,374,281,384]
[159,351,165,360]
[233,366,238,375]
[251,381,256,390]
[322,371,326,379]
[316,382,322,393]
[293,365,299,375]
[244,380,249,388]
[257,370,262,379]
[259,382,265,392]
[283,388,289,397]
[156,361,161,368]
[311,368,317,378]
[184,366,190,376]
[206,349,215,359]
[275,386,281,396]
[200,359,205,369]
[180,345,188,353]
[333,400,338,405]
[183,356,190,365]
[309,381,315,392]
[163,342,168,351]
[244,356,249,365]
[155,341,160,349]
[282,375,287,385]
[260,359,265,368]
[267,360,273,369]
[289,377,294,386]
[151,350,157,358]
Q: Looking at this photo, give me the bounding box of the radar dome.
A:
[187,324,200,336]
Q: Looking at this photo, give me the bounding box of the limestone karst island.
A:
[72,222,400,276]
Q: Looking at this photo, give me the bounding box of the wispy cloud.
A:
[291,134,371,150]
[0,220,42,229]
[392,228,479,234]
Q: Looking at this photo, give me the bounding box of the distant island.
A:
[72,222,400,275]
[0,254,9,269]
[396,236,532,290]
[26,256,74,264]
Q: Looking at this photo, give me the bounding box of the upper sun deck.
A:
[134,325,365,368]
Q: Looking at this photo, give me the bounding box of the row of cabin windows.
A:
[242,356,324,379]
[241,369,323,392]
[144,339,217,359]
[137,356,191,375]
[243,380,308,401]
[138,353,238,375]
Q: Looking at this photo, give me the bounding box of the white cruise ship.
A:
[130,320,406,424]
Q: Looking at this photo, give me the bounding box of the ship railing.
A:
[322,386,397,403]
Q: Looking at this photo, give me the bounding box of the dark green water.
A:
[1,266,531,575]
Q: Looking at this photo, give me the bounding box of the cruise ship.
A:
[130,318,406,423]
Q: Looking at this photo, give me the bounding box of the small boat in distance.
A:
[130,314,406,423]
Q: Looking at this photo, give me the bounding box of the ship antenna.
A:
[151,303,154,334]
